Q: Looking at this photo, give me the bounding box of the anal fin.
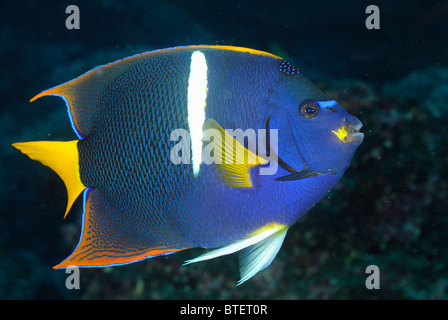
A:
[54,188,185,269]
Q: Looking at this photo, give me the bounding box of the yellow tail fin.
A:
[12,140,86,218]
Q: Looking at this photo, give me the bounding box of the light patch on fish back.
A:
[187,50,208,177]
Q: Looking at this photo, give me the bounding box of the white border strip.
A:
[187,51,208,177]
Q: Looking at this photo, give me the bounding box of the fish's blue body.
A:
[14,46,363,284]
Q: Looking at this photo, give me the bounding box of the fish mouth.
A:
[265,115,362,181]
[347,118,364,144]
[332,117,364,144]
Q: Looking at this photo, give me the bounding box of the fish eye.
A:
[299,101,320,119]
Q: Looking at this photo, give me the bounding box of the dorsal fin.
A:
[29,53,154,138]
[29,45,281,139]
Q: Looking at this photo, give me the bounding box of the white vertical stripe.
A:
[187,51,208,177]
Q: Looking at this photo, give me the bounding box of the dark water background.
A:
[1,0,447,299]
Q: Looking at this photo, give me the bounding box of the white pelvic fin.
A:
[183,226,288,285]
[237,228,288,285]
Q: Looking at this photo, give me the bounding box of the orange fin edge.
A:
[53,188,188,269]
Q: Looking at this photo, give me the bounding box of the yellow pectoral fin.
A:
[12,140,86,218]
[203,119,268,188]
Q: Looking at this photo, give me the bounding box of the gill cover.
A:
[267,71,329,176]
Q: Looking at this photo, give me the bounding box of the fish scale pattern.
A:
[78,52,194,249]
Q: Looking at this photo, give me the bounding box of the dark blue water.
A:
[1,0,447,299]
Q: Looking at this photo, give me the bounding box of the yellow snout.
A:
[332,120,364,144]
[332,126,349,143]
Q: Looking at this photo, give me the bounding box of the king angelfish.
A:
[13,46,364,285]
